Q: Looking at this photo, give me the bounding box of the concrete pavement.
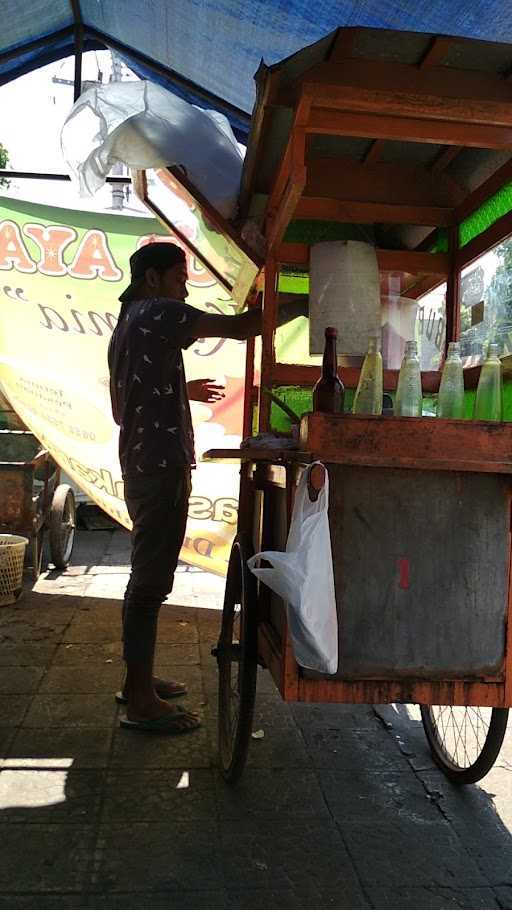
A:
[0,528,511,908]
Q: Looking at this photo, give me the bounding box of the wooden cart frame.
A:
[135,26,512,783]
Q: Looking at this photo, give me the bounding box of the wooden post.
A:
[445,224,461,354]
[258,257,278,432]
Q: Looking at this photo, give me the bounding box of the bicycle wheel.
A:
[420,704,509,785]
[214,533,258,785]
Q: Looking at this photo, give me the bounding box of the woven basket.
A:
[0,534,28,606]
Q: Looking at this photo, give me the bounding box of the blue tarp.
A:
[2,0,512,141]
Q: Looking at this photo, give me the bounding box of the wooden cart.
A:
[134,25,512,785]
[0,430,76,579]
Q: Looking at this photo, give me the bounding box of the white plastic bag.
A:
[247,464,338,674]
[61,80,244,219]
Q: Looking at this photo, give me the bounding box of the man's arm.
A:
[192,294,308,341]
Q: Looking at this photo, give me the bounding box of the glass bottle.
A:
[395,340,422,417]
[473,343,502,422]
[437,342,465,419]
[313,327,344,413]
[352,335,383,415]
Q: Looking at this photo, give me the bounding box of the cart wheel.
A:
[215,533,258,784]
[49,484,76,570]
[420,705,509,785]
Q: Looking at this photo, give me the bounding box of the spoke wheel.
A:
[420,705,509,785]
[216,533,258,785]
[49,485,76,570]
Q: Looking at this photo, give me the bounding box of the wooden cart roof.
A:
[240,26,512,251]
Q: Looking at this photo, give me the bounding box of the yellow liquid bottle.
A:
[352,336,383,415]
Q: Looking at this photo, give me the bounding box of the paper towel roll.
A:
[309,241,381,356]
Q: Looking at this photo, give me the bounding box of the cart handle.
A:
[307,462,326,502]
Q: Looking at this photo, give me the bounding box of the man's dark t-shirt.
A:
[108,297,200,477]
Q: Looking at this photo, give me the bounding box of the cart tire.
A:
[420,704,509,785]
[49,484,76,570]
[216,533,258,785]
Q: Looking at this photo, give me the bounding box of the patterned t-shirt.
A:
[108,297,201,477]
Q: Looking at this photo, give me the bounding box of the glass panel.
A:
[277,270,447,371]
[459,237,512,363]
[417,284,446,371]
[382,276,446,371]
[144,167,259,306]
[460,183,512,248]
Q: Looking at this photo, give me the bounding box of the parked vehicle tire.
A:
[49,484,76,570]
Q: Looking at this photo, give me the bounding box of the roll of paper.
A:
[309,240,380,356]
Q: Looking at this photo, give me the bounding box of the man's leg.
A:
[122,469,199,729]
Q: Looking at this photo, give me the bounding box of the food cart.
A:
[134,25,512,785]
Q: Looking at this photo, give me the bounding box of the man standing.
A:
[109,242,306,734]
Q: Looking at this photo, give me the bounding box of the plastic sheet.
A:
[61,80,244,219]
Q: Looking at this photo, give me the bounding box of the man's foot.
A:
[120,703,201,735]
[116,676,187,705]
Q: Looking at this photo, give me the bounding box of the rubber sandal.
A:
[115,680,188,705]
[119,706,201,735]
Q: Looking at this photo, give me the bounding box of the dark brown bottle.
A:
[313,326,344,413]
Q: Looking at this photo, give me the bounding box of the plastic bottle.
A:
[437,342,465,419]
[395,340,422,417]
[473,343,502,422]
[313,327,345,413]
[352,335,383,415]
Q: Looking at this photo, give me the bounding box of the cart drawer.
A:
[327,465,510,679]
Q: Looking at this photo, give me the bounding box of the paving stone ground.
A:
[0,528,512,908]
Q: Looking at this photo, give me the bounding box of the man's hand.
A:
[187,378,225,403]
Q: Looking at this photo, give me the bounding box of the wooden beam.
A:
[454,155,512,222]
[265,128,307,251]
[401,273,447,300]
[378,250,449,274]
[300,60,512,125]
[272,363,442,393]
[457,209,512,270]
[296,196,453,226]
[259,257,279,432]
[278,243,450,275]
[430,146,463,174]
[328,27,358,63]
[307,108,512,150]
[305,156,464,208]
[301,411,512,474]
[418,36,454,69]
[362,139,385,164]
[240,67,280,213]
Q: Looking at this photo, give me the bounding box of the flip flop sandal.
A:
[115,681,188,705]
[119,706,201,735]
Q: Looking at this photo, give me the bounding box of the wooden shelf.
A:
[300,412,512,474]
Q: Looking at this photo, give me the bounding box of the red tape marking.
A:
[398,557,410,590]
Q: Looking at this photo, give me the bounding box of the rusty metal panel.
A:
[0,469,33,530]
[328,466,510,679]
